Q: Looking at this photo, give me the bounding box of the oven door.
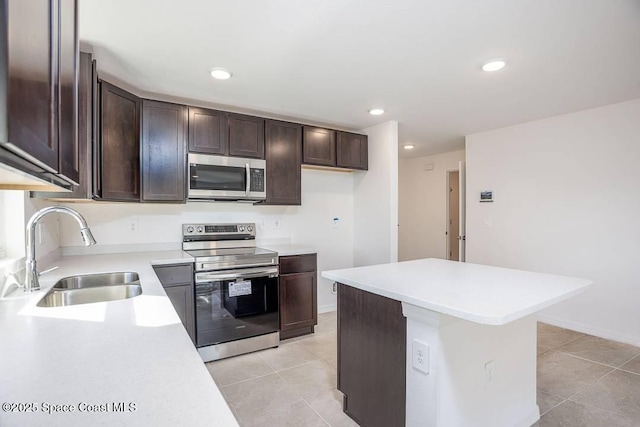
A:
[195,267,278,347]
[188,153,266,200]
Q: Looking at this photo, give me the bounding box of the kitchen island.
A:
[322,258,592,427]
[0,251,238,427]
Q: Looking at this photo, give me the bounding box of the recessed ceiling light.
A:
[210,68,233,80]
[482,59,506,72]
[403,145,415,150]
[369,108,385,116]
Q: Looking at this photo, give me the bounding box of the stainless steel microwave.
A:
[188,153,266,201]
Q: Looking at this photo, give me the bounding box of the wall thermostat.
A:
[480,191,493,202]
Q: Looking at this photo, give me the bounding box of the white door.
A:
[458,161,466,262]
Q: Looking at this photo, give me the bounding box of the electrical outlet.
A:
[129,219,139,233]
[483,217,492,228]
[332,217,340,229]
[412,340,429,374]
[273,218,281,230]
[484,360,495,387]
[259,219,266,230]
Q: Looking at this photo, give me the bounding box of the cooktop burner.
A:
[182,223,278,272]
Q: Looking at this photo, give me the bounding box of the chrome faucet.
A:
[24,206,97,292]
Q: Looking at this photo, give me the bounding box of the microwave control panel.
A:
[250,168,265,192]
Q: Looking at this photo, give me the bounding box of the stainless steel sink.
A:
[37,284,143,307]
[37,272,142,307]
[53,272,140,289]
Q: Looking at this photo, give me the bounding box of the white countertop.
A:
[260,244,317,257]
[322,258,592,325]
[0,251,238,427]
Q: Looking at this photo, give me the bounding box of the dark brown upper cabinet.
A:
[264,120,301,206]
[141,100,187,203]
[31,52,95,200]
[188,107,228,155]
[302,126,336,167]
[57,0,79,185]
[228,113,265,159]
[96,81,140,202]
[337,131,368,170]
[1,0,79,190]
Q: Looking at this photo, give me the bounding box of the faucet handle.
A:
[38,266,59,277]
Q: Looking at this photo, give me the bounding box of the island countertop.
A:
[322,258,592,325]
[0,251,238,427]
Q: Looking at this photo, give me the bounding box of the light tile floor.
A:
[206,312,640,427]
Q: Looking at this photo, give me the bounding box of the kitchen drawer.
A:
[279,253,317,275]
[153,263,193,287]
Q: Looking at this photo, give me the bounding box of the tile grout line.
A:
[616,366,640,377]
[301,397,333,427]
[562,397,637,421]
[553,350,632,371]
[540,396,569,417]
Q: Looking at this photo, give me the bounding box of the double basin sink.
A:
[37,272,142,308]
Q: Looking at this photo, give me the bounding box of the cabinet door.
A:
[164,284,196,344]
[188,107,228,155]
[57,0,79,184]
[337,131,368,170]
[31,51,92,199]
[264,120,301,205]
[338,284,406,427]
[228,113,265,159]
[6,0,59,171]
[280,272,317,332]
[302,126,336,167]
[141,100,187,202]
[98,81,140,201]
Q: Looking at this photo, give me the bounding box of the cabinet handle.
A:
[332,282,337,294]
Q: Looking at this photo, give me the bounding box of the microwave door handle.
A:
[245,163,250,196]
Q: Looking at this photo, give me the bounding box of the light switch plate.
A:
[412,339,429,374]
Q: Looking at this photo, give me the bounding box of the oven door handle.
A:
[245,163,250,196]
[196,266,278,282]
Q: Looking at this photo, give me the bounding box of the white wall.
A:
[59,169,354,312]
[353,121,398,267]
[398,150,465,261]
[0,191,59,281]
[466,98,640,345]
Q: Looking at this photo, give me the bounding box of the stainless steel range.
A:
[182,223,279,361]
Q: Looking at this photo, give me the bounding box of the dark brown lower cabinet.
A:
[153,263,195,343]
[279,254,317,340]
[338,283,406,427]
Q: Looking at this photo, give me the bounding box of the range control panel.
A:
[182,223,255,237]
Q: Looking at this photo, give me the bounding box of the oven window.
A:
[195,277,279,347]
[190,164,246,191]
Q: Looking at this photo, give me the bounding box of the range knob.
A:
[186,226,194,233]
[196,226,203,233]
[238,226,244,232]
[247,225,253,232]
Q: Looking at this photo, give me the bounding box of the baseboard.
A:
[318,303,337,314]
[514,405,540,427]
[537,314,640,347]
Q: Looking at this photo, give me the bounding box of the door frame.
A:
[445,169,459,260]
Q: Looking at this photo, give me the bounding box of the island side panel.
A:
[337,283,407,427]
[403,303,540,427]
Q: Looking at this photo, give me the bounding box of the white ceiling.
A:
[79,0,640,158]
